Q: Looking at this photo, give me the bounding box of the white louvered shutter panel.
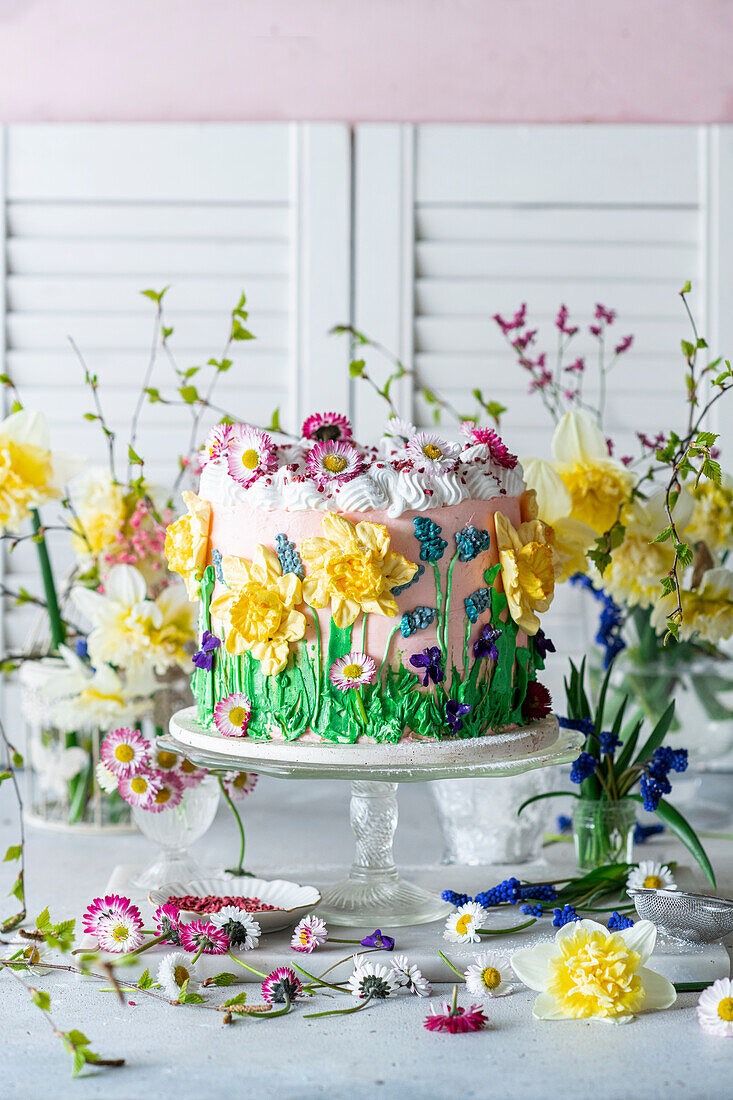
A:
[353,123,733,671]
[0,122,351,724]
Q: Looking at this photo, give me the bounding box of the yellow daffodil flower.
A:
[73,564,195,674]
[164,491,212,600]
[550,410,635,535]
[40,645,154,733]
[651,567,733,643]
[521,457,597,581]
[603,488,693,609]
[494,512,557,636]
[300,513,417,628]
[210,545,306,676]
[0,409,84,533]
[686,475,733,555]
[69,467,126,561]
[511,918,676,1023]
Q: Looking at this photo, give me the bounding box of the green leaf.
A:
[208,357,233,373]
[127,444,143,466]
[516,790,577,817]
[141,286,169,304]
[628,794,715,887]
[652,526,672,544]
[10,873,24,901]
[268,408,281,432]
[680,280,692,295]
[422,387,437,404]
[179,385,199,404]
[183,366,200,380]
[695,431,718,447]
[35,907,50,931]
[12,751,23,768]
[349,359,365,378]
[144,387,161,403]
[83,412,98,422]
[484,400,508,422]
[4,845,21,862]
[681,339,695,359]
[700,457,722,484]
[222,991,248,1007]
[206,972,238,986]
[180,991,206,1005]
[230,319,254,341]
[696,337,708,349]
[484,563,502,587]
[32,989,50,1011]
[72,1049,86,1078]
[674,542,693,568]
[659,574,677,597]
[161,325,174,340]
[137,968,153,989]
[634,700,676,765]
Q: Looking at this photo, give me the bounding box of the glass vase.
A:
[131,776,220,889]
[573,798,635,872]
[21,659,132,832]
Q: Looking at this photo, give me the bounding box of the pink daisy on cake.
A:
[100,728,150,779]
[147,771,185,813]
[305,440,364,485]
[213,693,252,737]
[460,424,518,469]
[225,425,278,488]
[290,914,328,953]
[199,422,234,466]
[118,770,161,809]
[221,770,259,801]
[405,432,461,476]
[329,652,377,692]
[301,411,353,443]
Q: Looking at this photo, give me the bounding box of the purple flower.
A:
[615,334,633,355]
[445,699,471,733]
[594,304,616,324]
[533,629,556,661]
[553,904,580,928]
[360,929,395,951]
[409,646,444,686]
[192,630,221,671]
[473,623,501,661]
[607,911,635,931]
[569,751,598,784]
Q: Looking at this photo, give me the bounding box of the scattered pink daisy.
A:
[305,439,363,485]
[213,693,252,738]
[82,894,139,936]
[147,771,185,814]
[118,770,161,809]
[262,966,304,1005]
[225,425,278,488]
[329,652,377,692]
[100,728,150,779]
[405,432,460,476]
[179,920,230,955]
[221,770,259,801]
[462,426,518,469]
[199,422,234,466]
[424,994,488,1033]
[301,411,353,443]
[154,903,183,945]
[290,914,328,953]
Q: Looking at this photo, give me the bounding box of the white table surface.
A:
[2,774,732,1100]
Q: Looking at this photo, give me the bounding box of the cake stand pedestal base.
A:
[318,781,452,926]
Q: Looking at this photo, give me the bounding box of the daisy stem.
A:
[304,993,374,1019]
[476,917,537,936]
[227,950,268,979]
[437,951,466,980]
[218,777,246,873]
[190,943,207,966]
[290,962,348,991]
[248,994,292,1018]
[119,932,169,961]
[317,948,383,979]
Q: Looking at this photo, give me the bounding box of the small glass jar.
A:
[573,798,635,872]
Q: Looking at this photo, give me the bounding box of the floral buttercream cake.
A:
[165,414,560,744]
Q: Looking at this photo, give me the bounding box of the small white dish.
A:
[149,876,321,934]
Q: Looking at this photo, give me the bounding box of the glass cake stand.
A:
[162,708,582,927]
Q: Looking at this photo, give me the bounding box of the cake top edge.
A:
[197,413,525,517]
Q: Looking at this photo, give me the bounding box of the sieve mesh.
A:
[627,887,733,944]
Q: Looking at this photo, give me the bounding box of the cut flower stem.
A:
[304,993,374,1020]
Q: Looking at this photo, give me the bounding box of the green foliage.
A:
[127,445,143,466]
[31,989,51,1011]
[140,286,169,304]
[36,907,76,952]
[349,359,365,378]
[222,991,248,1007]
[206,972,238,986]
[4,844,21,862]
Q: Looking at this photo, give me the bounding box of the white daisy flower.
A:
[328,652,377,692]
[464,952,516,998]
[14,942,51,975]
[384,417,417,446]
[95,910,146,954]
[405,431,461,476]
[346,957,398,1000]
[697,977,733,1037]
[95,760,119,794]
[156,952,200,1000]
[626,860,678,892]
[389,954,431,997]
[443,902,489,944]
[225,425,278,488]
[291,914,328,953]
[210,906,261,951]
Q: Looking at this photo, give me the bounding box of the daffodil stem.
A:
[30,509,65,651]
[227,950,267,978]
[437,950,466,980]
[218,778,246,873]
[304,993,374,1019]
[476,917,537,935]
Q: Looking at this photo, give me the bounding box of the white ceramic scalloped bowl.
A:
[149,876,321,934]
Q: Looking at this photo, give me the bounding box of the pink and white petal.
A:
[638,967,677,1013]
[510,942,556,991]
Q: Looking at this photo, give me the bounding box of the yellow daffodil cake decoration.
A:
[494,511,558,636]
[300,513,418,629]
[210,545,307,676]
[164,490,212,600]
[550,409,636,535]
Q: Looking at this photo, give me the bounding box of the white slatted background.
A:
[353,123,733,675]
[0,122,351,725]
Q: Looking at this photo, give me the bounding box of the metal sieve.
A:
[627,887,733,944]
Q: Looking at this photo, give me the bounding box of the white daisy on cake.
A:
[384,416,417,447]
[213,693,252,737]
[443,901,489,944]
[329,652,377,692]
[627,861,678,891]
[157,952,201,999]
[225,425,278,487]
[305,439,364,485]
[199,422,234,467]
[405,431,461,476]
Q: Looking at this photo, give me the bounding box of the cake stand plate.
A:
[163,709,582,927]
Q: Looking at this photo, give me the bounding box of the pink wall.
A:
[0,0,731,123]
